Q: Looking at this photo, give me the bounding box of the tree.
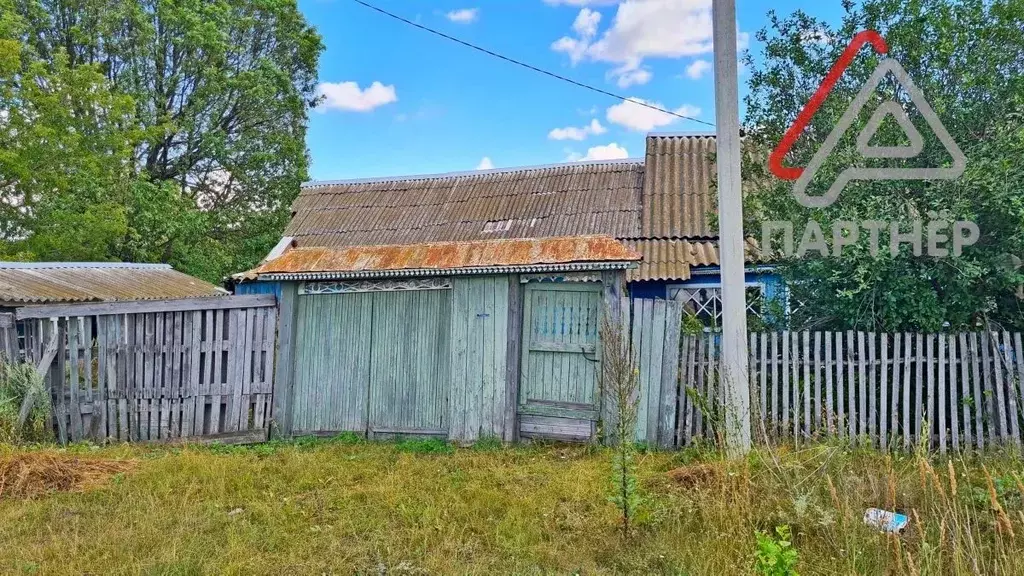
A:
[1,0,322,281]
[743,0,1024,331]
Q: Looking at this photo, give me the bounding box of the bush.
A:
[754,525,800,576]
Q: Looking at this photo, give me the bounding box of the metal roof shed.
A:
[0,262,227,309]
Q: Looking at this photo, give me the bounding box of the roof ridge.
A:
[301,158,644,189]
[0,261,173,270]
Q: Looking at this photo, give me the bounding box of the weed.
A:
[754,525,800,576]
[394,437,454,455]
[471,435,503,452]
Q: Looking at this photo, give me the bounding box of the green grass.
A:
[1,438,1023,574]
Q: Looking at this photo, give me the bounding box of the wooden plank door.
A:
[368,289,452,436]
[290,292,373,434]
[518,282,602,441]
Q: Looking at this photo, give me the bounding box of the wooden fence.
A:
[628,298,1024,453]
[0,313,16,361]
[15,295,277,444]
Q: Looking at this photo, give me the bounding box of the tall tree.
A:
[2,0,322,281]
[744,0,1024,331]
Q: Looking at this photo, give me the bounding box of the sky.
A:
[299,0,848,181]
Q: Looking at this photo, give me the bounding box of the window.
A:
[666,284,764,328]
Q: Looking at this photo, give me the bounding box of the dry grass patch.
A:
[0,453,136,500]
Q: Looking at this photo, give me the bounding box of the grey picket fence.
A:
[15,296,277,444]
[628,297,1024,453]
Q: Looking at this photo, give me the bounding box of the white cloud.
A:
[613,66,651,88]
[316,81,397,112]
[572,8,601,37]
[606,97,701,132]
[685,59,711,79]
[552,8,602,64]
[550,0,750,87]
[476,156,494,170]
[446,8,479,23]
[567,142,630,161]
[548,118,607,141]
[543,0,618,6]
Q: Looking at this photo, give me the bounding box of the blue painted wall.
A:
[234,280,283,300]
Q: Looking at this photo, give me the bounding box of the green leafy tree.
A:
[744,0,1024,331]
[1,0,322,280]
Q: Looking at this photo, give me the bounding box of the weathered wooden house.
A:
[241,133,778,443]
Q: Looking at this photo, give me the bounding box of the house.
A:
[239,133,779,444]
[0,261,227,360]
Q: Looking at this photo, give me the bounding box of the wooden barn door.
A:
[368,289,452,437]
[291,292,374,434]
[518,282,602,441]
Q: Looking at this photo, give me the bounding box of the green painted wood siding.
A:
[520,283,602,411]
[291,292,372,434]
[369,290,451,433]
[448,276,509,442]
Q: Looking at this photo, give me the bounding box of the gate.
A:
[289,282,452,437]
[518,282,602,441]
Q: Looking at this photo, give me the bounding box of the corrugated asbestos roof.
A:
[623,238,762,282]
[256,134,752,282]
[250,236,640,276]
[642,134,717,239]
[0,262,227,305]
[288,160,644,248]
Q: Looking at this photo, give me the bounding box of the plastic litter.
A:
[863,508,909,533]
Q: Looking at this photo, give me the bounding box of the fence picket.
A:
[1016,333,1024,446]
[771,332,780,440]
[938,334,947,454]
[981,332,999,444]
[759,333,768,440]
[1001,332,1018,446]
[825,332,834,435]
[880,334,889,450]
[868,332,877,447]
[782,331,790,440]
[814,331,822,436]
[802,331,811,440]
[949,335,959,452]
[970,332,985,449]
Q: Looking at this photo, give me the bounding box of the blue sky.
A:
[299,0,847,181]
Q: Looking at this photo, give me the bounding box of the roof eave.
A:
[255,260,638,281]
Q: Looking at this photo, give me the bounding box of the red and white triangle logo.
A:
[769,31,967,208]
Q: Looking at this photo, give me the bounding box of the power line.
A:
[349,0,716,129]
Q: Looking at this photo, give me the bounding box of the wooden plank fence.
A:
[0,313,16,361]
[15,295,277,444]
[628,298,1024,452]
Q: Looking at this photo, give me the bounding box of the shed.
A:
[242,133,780,444]
[249,235,638,443]
[0,262,227,360]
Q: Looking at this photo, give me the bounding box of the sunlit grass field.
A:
[1,436,1023,575]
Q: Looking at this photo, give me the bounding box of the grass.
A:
[1,437,1023,574]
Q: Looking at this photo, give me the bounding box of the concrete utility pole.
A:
[711,0,751,454]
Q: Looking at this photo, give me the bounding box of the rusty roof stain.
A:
[623,238,763,282]
[255,134,768,284]
[251,236,641,275]
[0,262,227,305]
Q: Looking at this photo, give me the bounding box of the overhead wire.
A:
[349,0,716,129]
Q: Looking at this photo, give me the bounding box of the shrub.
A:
[754,525,800,576]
